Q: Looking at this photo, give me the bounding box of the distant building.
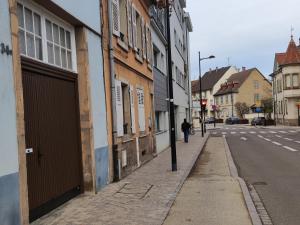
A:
[150,4,169,153]
[271,36,300,126]
[214,68,272,119]
[191,66,237,127]
[170,0,193,140]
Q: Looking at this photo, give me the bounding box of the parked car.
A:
[205,117,215,124]
[225,117,240,125]
[251,117,266,126]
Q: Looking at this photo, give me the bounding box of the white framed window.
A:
[17,1,77,72]
[292,74,299,87]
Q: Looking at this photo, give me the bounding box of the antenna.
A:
[227,57,230,66]
[291,26,294,39]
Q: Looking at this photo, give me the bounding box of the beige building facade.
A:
[272,37,300,126]
[214,68,272,119]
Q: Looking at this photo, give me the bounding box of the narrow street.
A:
[212,125,300,225]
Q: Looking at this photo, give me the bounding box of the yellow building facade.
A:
[102,0,155,180]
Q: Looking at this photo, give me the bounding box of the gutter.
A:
[107,0,119,181]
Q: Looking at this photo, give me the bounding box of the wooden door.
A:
[22,62,83,221]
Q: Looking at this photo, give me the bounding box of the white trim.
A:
[17,0,77,73]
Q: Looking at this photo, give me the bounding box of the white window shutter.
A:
[146,24,149,62]
[112,0,120,37]
[127,0,133,48]
[137,89,145,132]
[130,85,136,133]
[132,4,137,51]
[142,18,146,59]
[115,80,124,136]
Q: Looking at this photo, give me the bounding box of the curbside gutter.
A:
[160,133,209,225]
[223,135,263,225]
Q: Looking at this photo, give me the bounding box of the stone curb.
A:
[160,133,209,225]
[223,136,263,225]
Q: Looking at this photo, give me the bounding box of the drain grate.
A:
[252,181,267,186]
[114,183,153,199]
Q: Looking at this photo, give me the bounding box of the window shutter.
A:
[142,18,146,59]
[127,0,133,48]
[131,4,137,51]
[115,80,124,136]
[149,27,153,65]
[130,85,136,133]
[112,0,120,37]
[146,24,149,62]
[137,89,145,132]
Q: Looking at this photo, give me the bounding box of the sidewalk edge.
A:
[160,133,209,225]
[223,136,263,225]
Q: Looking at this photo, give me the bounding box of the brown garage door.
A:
[22,60,83,221]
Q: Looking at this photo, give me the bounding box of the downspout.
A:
[107,0,119,181]
[185,26,191,123]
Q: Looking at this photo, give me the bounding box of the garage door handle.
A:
[37,149,43,165]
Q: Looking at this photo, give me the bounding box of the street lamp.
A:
[157,0,177,171]
[199,52,215,137]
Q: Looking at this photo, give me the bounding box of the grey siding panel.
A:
[154,67,168,112]
[0,173,20,225]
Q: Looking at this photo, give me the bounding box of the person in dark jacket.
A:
[181,119,191,143]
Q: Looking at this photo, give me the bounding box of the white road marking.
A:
[249,131,256,134]
[222,132,227,135]
[289,130,297,133]
[259,131,267,134]
[275,135,282,138]
[295,140,300,143]
[279,131,287,133]
[231,132,236,134]
[272,141,282,146]
[240,131,246,134]
[212,132,217,135]
[241,137,247,141]
[283,146,298,152]
[225,128,229,130]
[269,131,277,134]
[258,135,263,138]
[264,138,271,142]
[284,138,293,141]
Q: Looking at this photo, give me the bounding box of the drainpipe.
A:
[107,0,119,181]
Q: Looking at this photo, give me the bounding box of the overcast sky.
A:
[186,0,300,81]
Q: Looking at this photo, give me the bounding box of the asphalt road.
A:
[211,125,300,225]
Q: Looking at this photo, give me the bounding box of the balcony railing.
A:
[149,5,166,37]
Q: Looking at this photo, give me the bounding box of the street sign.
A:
[255,107,263,113]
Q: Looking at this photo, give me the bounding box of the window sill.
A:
[148,63,152,71]
[135,53,144,64]
[117,39,129,52]
[122,136,134,143]
[155,130,168,135]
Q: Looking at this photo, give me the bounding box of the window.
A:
[221,96,223,104]
[254,93,260,102]
[155,111,160,132]
[254,80,259,89]
[122,84,131,135]
[153,48,159,68]
[119,0,128,42]
[285,74,291,88]
[17,3,42,60]
[292,74,299,87]
[285,99,288,115]
[45,20,72,69]
[17,2,75,71]
[226,95,229,104]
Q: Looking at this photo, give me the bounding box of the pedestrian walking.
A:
[181,119,191,143]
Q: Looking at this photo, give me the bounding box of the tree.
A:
[235,102,249,119]
[261,98,273,119]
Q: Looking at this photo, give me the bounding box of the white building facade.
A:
[170,0,193,139]
[272,37,300,126]
[191,66,238,127]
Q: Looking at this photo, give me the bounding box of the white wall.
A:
[0,0,19,177]
[51,0,101,34]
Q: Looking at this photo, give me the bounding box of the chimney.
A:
[216,67,218,72]
[209,68,212,72]
[242,66,246,71]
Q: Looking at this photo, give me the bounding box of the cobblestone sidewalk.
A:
[33,133,208,225]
